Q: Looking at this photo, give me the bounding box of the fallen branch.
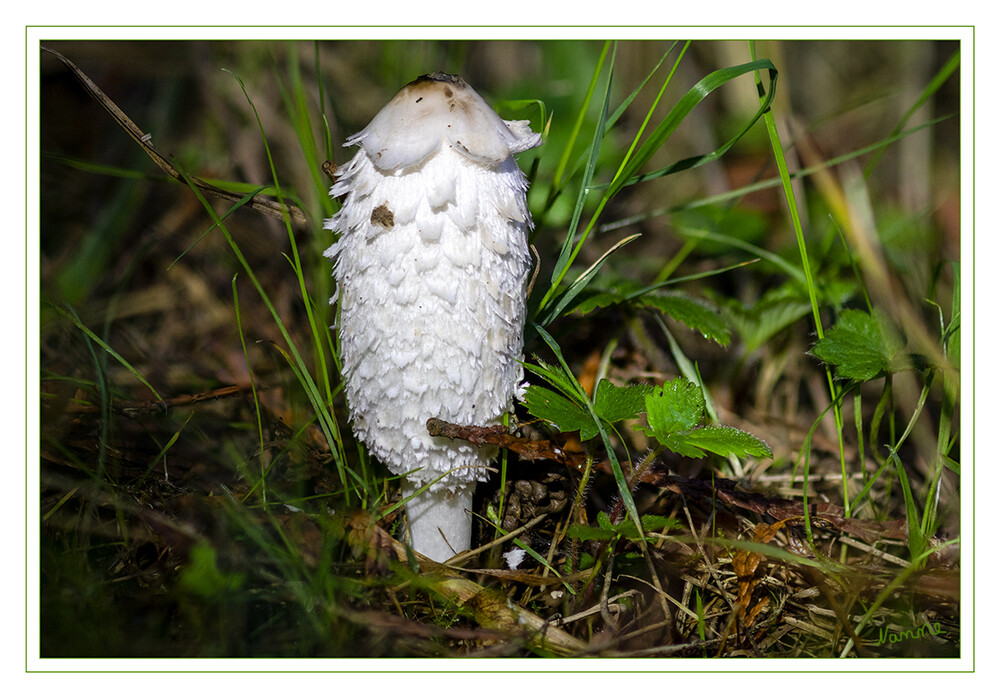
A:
[428,417,917,545]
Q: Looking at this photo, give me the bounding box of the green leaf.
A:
[571,276,643,315]
[571,280,730,346]
[565,523,618,542]
[522,385,595,437]
[658,432,713,459]
[638,514,680,531]
[614,514,680,541]
[638,379,772,461]
[643,378,706,436]
[668,425,773,459]
[523,369,654,441]
[811,309,904,381]
[566,512,679,543]
[596,510,614,530]
[723,294,812,353]
[593,379,654,424]
[638,292,731,346]
[180,543,244,598]
[523,357,586,402]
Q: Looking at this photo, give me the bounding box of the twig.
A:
[41,45,306,226]
[551,590,639,626]
[444,513,548,567]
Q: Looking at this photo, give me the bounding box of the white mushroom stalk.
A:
[324,73,541,562]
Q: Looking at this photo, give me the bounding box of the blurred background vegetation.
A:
[38,39,960,658]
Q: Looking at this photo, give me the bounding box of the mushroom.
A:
[324,73,541,562]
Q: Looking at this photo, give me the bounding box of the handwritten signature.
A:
[875,621,944,647]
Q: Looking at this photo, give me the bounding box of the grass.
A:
[37,38,960,659]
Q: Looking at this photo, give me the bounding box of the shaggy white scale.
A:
[324,73,541,562]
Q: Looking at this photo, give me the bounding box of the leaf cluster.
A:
[573,276,731,346]
[522,370,772,462]
[566,510,678,543]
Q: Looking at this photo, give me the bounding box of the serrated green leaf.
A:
[671,425,773,459]
[614,514,680,540]
[567,512,680,543]
[639,292,730,345]
[593,379,654,424]
[643,378,705,436]
[639,514,680,531]
[724,295,812,353]
[573,289,628,316]
[522,385,595,436]
[565,523,618,541]
[812,309,904,381]
[573,283,730,347]
[571,276,643,315]
[658,432,711,458]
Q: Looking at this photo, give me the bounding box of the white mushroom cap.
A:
[346,72,542,171]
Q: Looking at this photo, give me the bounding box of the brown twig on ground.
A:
[426,417,588,468]
[62,385,245,416]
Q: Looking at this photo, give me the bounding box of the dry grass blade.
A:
[40,45,306,226]
[343,511,587,655]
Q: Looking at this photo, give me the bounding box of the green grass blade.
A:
[864,49,959,177]
[889,447,925,562]
[538,55,779,323]
[606,59,778,197]
[596,114,954,237]
[224,68,336,411]
[533,324,644,537]
[233,275,268,503]
[547,43,617,288]
[547,41,611,208]
[539,233,641,326]
[54,304,164,404]
[173,160,355,502]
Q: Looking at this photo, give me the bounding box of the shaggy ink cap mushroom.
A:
[324,73,541,562]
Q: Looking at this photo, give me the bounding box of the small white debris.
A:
[515,381,530,402]
[502,548,527,570]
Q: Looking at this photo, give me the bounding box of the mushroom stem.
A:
[401,480,474,563]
